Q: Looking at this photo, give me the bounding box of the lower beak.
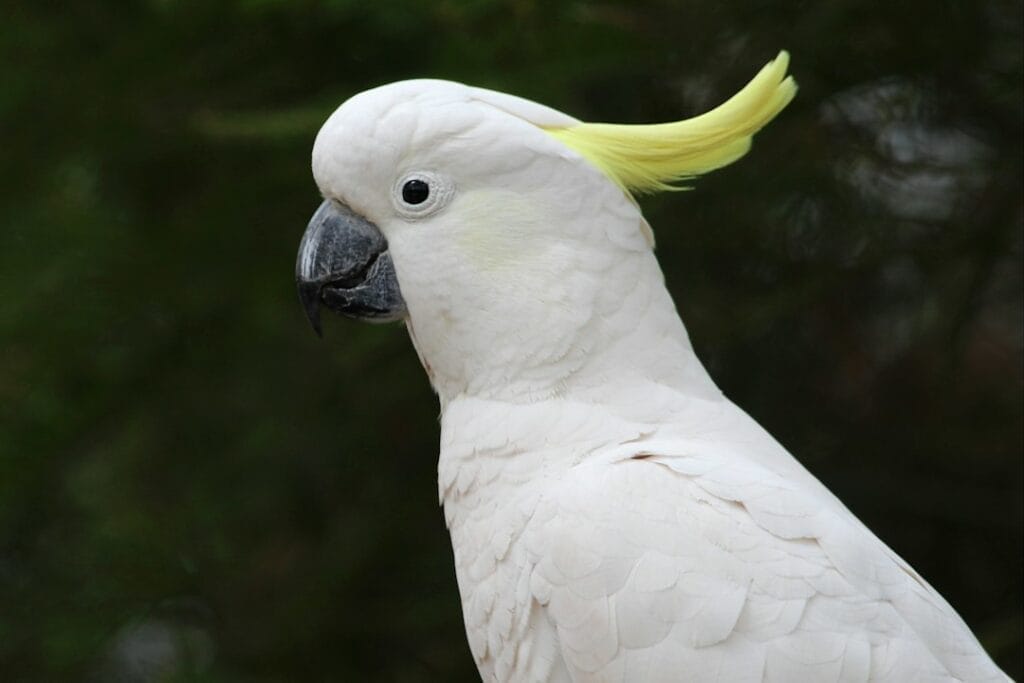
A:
[295,200,407,336]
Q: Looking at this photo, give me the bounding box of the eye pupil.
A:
[402,179,430,205]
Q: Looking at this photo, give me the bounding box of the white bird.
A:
[295,52,1009,682]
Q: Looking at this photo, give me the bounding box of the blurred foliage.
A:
[1,0,1021,680]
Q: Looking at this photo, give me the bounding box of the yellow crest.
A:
[545,51,796,194]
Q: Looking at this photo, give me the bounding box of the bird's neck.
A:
[420,248,725,516]
[405,249,721,412]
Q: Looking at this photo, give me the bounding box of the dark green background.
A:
[2,1,1021,680]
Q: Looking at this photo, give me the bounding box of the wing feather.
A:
[524,452,1007,682]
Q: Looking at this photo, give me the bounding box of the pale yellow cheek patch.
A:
[451,190,551,270]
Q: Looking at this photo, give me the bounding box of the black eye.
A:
[402,179,430,205]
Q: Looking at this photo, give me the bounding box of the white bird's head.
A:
[297,53,796,403]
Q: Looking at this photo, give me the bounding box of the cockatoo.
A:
[295,53,1008,682]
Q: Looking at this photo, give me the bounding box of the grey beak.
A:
[295,200,406,336]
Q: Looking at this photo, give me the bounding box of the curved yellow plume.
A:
[546,51,796,194]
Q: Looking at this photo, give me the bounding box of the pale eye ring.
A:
[393,171,453,218]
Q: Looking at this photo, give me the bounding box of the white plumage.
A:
[307,58,1009,681]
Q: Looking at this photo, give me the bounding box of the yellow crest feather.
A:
[545,51,797,194]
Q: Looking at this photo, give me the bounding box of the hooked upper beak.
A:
[295,199,407,336]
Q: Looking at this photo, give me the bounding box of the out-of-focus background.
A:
[2,1,1021,680]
